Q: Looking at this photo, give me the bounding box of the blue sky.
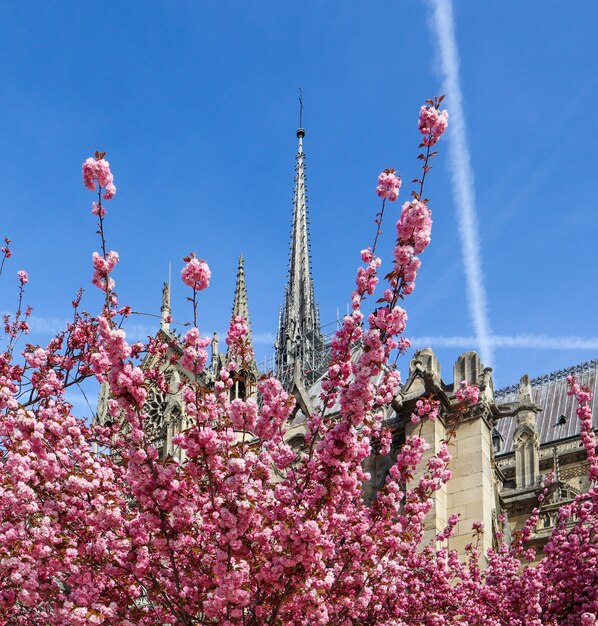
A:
[1,2,597,415]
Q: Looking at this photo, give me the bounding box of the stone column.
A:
[447,402,495,556]
[447,352,495,557]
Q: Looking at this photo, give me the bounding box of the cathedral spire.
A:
[275,100,324,387]
[229,253,257,399]
[231,254,252,341]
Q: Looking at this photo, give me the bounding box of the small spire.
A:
[231,254,253,349]
[160,280,171,331]
[232,255,250,322]
[228,255,257,395]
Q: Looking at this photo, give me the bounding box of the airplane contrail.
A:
[428,0,494,367]
[411,335,598,350]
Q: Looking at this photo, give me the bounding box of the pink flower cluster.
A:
[368,305,407,336]
[472,520,485,533]
[91,250,119,292]
[391,199,433,294]
[397,200,432,255]
[82,156,116,199]
[376,168,401,202]
[410,396,440,424]
[352,255,380,309]
[455,380,480,405]
[181,327,210,375]
[225,315,250,349]
[1,237,11,259]
[225,315,254,374]
[181,257,211,291]
[17,270,28,285]
[567,375,597,481]
[418,105,449,146]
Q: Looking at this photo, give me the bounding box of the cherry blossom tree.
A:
[0,99,595,625]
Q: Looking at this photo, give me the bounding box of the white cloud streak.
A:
[411,335,598,350]
[428,0,494,367]
[27,316,70,335]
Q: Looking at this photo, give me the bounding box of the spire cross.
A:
[299,87,304,129]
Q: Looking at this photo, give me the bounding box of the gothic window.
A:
[146,386,167,457]
[514,429,539,488]
[230,378,246,402]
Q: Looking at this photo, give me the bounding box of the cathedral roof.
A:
[494,360,598,455]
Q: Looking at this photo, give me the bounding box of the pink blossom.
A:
[181,257,211,291]
[103,182,116,200]
[455,380,480,405]
[1,238,12,259]
[17,270,28,285]
[95,159,113,188]
[82,155,116,199]
[360,248,374,263]
[91,251,119,292]
[91,202,106,217]
[82,157,97,190]
[418,105,449,146]
[376,168,402,201]
[181,327,210,374]
[411,397,440,424]
[397,200,433,254]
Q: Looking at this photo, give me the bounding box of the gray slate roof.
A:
[494,360,598,456]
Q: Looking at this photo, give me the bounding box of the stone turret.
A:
[410,347,442,384]
[513,374,541,488]
[453,351,483,386]
[160,281,171,332]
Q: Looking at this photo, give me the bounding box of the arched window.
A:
[514,428,539,488]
